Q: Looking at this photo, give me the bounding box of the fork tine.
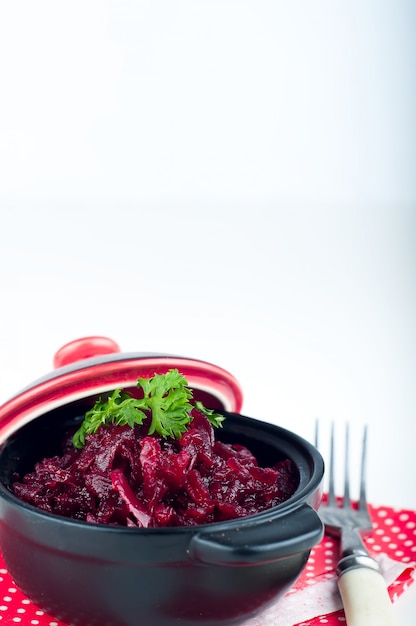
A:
[328,422,337,507]
[358,424,368,511]
[343,423,351,509]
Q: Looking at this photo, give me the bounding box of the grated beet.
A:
[12,409,298,527]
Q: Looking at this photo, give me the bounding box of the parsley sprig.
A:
[73,369,225,448]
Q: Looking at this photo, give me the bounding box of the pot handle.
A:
[53,336,121,368]
[189,503,323,566]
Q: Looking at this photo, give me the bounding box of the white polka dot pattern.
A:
[0,502,414,625]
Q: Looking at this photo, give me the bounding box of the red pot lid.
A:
[0,336,243,444]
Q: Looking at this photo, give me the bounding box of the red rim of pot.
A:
[0,336,244,444]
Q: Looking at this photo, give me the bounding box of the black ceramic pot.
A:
[0,337,324,626]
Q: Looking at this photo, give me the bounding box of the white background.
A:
[1,1,415,622]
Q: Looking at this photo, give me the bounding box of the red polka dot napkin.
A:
[0,502,414,626]
[243,501,416,626]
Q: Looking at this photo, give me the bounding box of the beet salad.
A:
[12,370,299,527]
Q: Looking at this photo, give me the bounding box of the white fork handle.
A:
[338,566,398,626]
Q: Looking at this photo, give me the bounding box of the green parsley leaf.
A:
[195,401,225,429]
[72,369,225,448]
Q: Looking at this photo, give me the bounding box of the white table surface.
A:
[1,2,415,623]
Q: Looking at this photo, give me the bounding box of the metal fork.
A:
[316,422,397,626]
